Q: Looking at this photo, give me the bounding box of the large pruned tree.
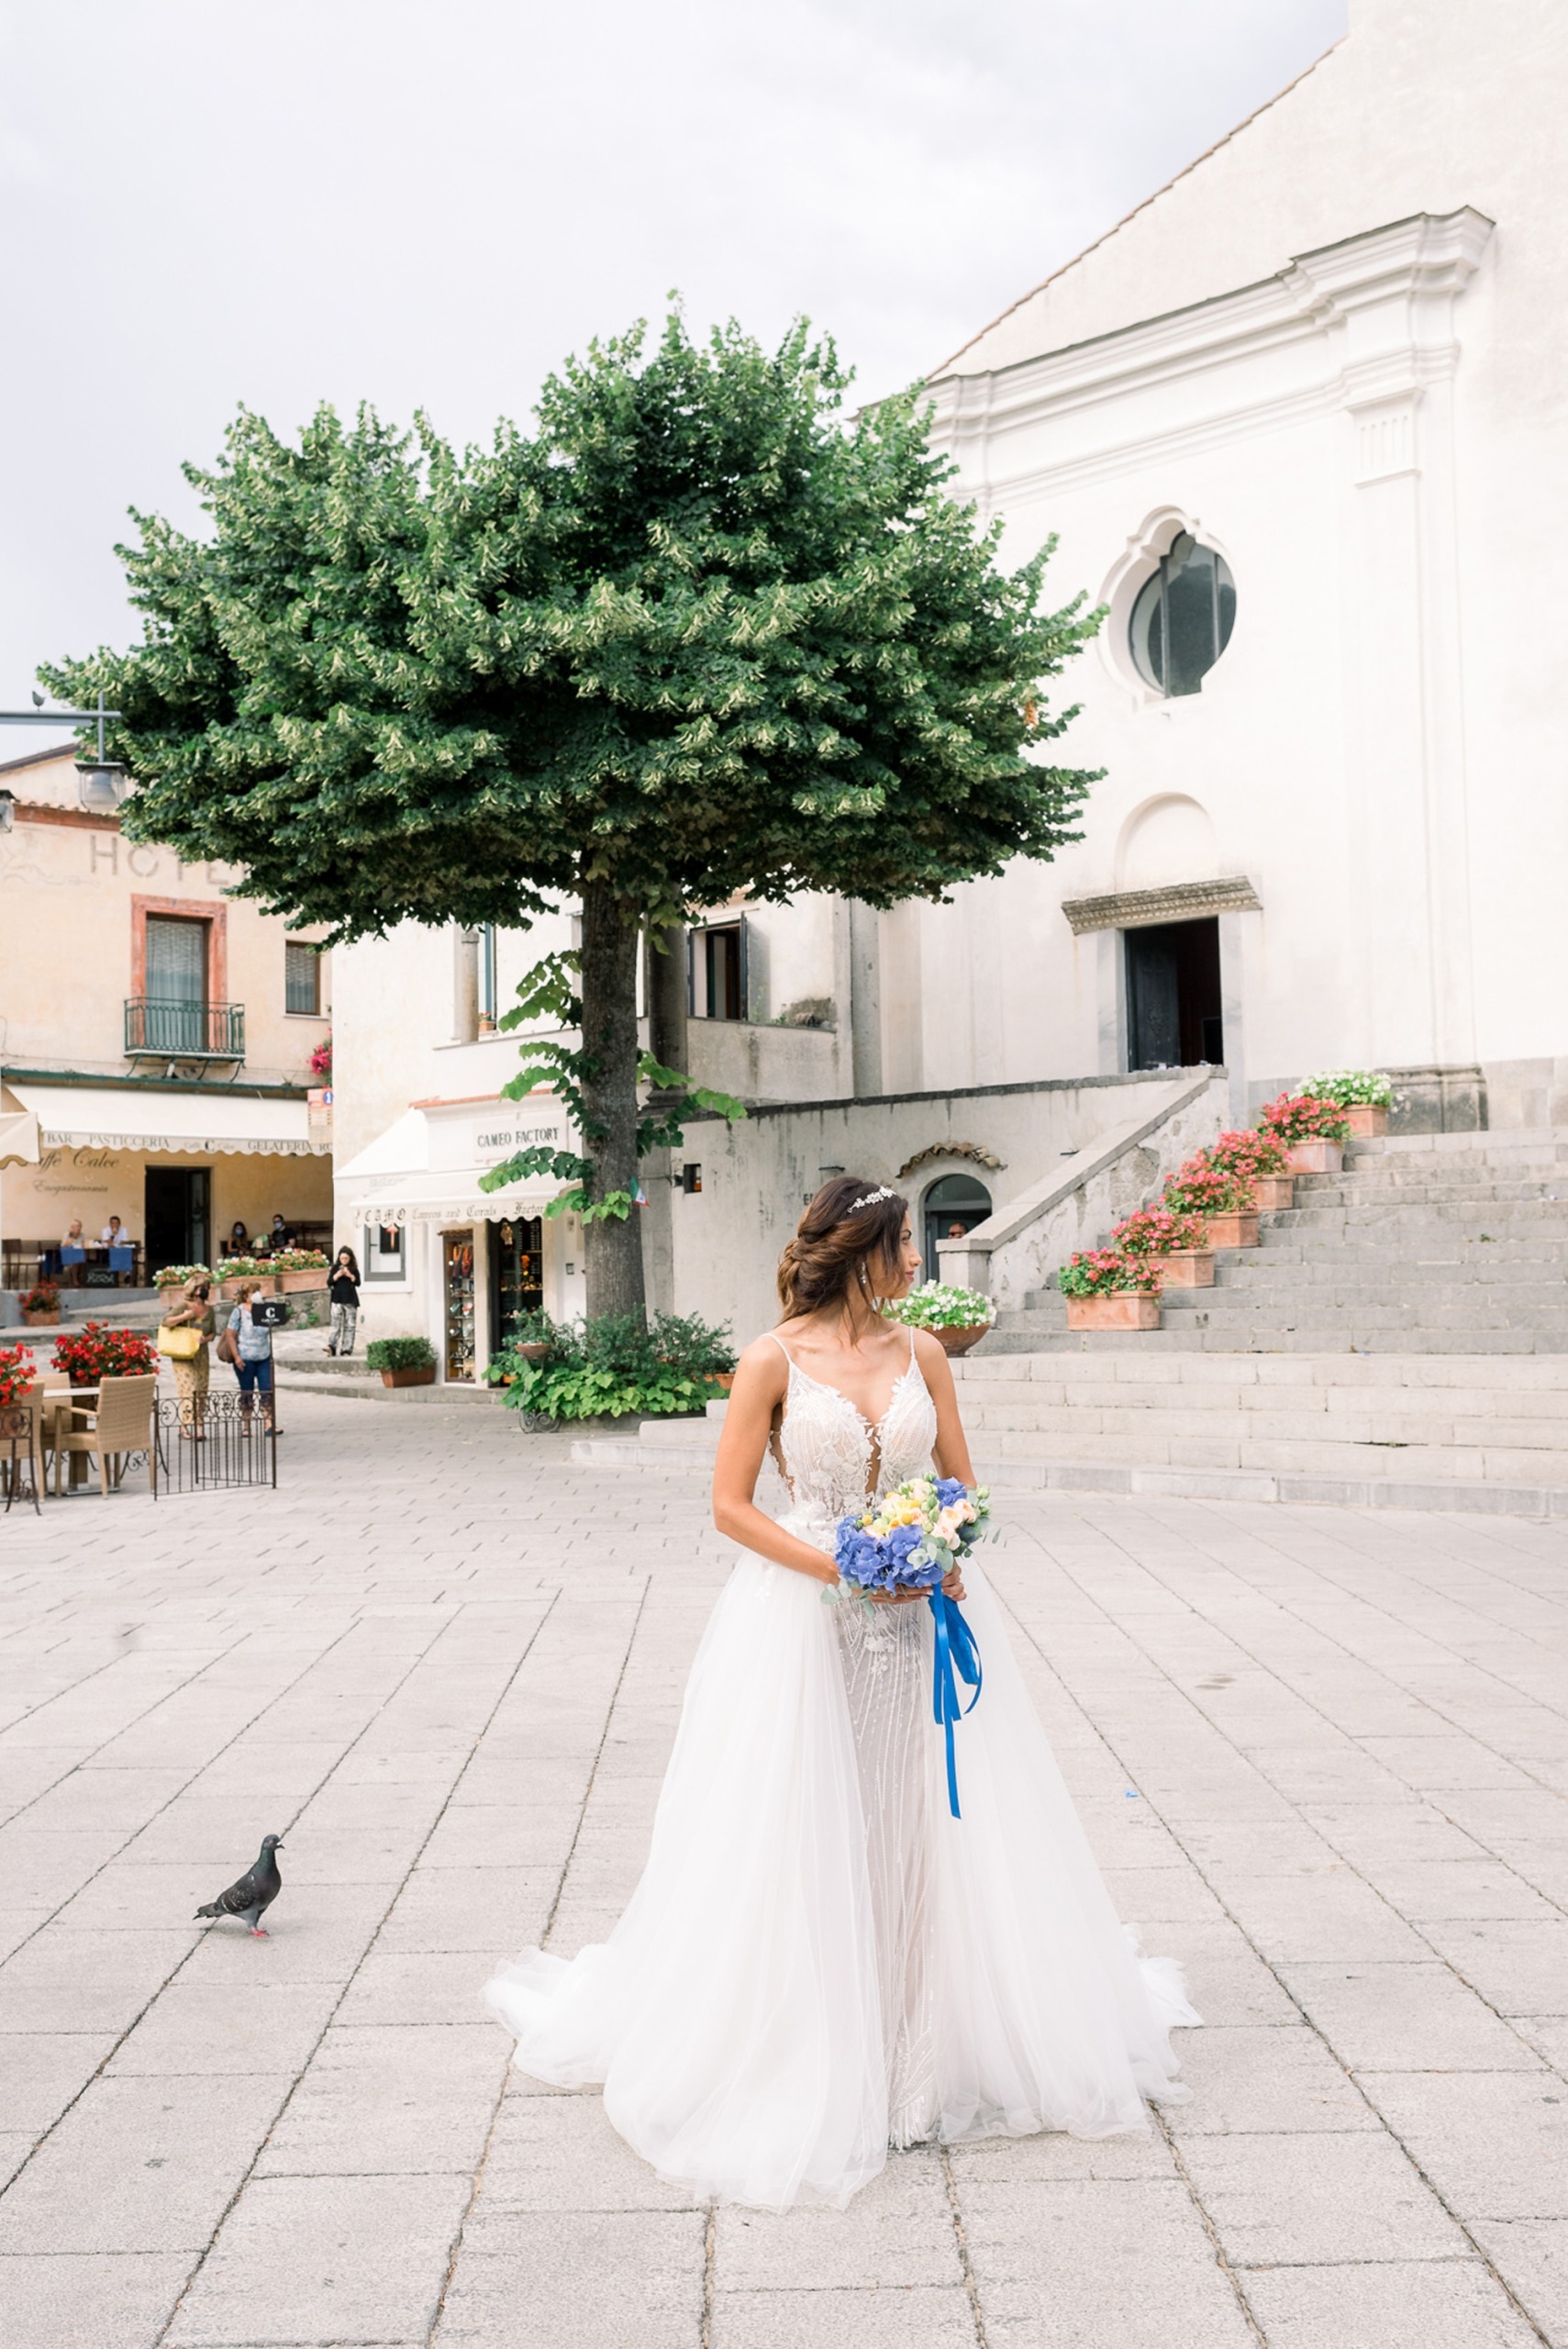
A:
[43,313,1101,1315]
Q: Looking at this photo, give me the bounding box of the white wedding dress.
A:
[484,1331,1198,2210]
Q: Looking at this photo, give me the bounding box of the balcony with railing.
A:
[125,998,246,1063]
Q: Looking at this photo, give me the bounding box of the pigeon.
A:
[195,1834,284,1936]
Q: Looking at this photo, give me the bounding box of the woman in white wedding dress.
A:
[484,1177,1198,2210]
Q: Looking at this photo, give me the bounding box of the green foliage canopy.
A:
[42,312,1101,940]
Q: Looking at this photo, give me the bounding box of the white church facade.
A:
[896,0,1565,1133]
[330,0,1568,1372]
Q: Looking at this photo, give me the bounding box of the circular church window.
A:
[1129,532,1236,697]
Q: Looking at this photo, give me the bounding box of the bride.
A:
[484,1176,1198,2210]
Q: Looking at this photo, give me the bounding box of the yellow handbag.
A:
[157,1323,203,1361]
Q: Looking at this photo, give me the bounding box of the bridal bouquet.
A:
[832,1476,989,1819]
[833,1475,990,1598]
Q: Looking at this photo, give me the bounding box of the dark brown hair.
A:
[777,1176,908,1319]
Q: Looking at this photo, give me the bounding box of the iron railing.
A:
[125,998,245,1061]
[156,1391,277,1494]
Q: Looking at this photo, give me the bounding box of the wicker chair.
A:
[51,1373,159,1497]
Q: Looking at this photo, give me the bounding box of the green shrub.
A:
[365,1336,437,1372]
[497,1309,735,1422]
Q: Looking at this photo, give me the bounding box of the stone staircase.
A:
[985,1130,1568,1353]
[572,1130,1568,1516]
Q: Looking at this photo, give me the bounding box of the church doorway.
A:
[1126,918,1224,1070]
[922,1173,992,1280]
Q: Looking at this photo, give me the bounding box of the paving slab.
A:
[2,1388,1566,2347]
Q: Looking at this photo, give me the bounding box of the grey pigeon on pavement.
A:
[195,1834,284,1936]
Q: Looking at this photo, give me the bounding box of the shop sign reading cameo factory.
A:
[476,1120,564,1161]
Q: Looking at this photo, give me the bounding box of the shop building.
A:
[0,743,332,1292]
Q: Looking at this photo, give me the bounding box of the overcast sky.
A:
[0,0,1345,707]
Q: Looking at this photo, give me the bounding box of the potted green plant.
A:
[1260,1092,1352,1174]
[271,1247,330,1294]
[1298,1070,1394,1139]
[491,1308,562,1375]
[20,1283,62,1327]
[1162,1155,1261,1251]
[366,1336,439,1388]
[1204,1130,1295,1213]
[216,1255,278,1300]
[154,1262,213,1291]
[1110,1207,1215,1288]
[1057,1249,1162,1330]
[885,1280,997,1354]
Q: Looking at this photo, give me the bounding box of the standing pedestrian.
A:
[161,1275,216,1439]
[328,1247,361,1357]
[226,1282,276,1430]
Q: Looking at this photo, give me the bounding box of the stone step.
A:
[980,1323,1559,1353]
[569,1433,1568,1520]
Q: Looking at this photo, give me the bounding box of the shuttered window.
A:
[285,942,320,1015]
[145,917,207,1005]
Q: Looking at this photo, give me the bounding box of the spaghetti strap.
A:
[768,1330,795,1367]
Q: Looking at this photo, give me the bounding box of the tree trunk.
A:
[579,879,646,1320]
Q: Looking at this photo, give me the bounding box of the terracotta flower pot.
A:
[1285,1140,1343,1174]
[277,1269,328,1294]
[1156,1250,1215,1288]
[1205,1211,1261,1249]
[22,1308,61,1326]
[710,1369,737,1389]
[931,1323,991,1356]
[1065,1293,1162,1330]
[1344,1105,1388,1137]
[381,1365,436,1387]
[514,1341,550,1364]
[1252,1175,1296,1211]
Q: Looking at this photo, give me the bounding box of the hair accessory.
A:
[848,1185,895,1213]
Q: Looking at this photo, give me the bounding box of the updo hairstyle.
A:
[777,1175,908,1319]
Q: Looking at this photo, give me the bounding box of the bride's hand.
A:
[870,1586,927,1607]
[941,1564,966,1602]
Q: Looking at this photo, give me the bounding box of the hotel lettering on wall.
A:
[86,835,237,886]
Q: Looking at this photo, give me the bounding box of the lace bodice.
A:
[769,1331,939,1536]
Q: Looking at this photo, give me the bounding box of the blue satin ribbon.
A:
[929,1589,983,1818]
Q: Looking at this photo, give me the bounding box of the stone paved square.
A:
[2,1387,1565,2346]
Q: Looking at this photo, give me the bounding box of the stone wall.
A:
[646,1068,1212,1341]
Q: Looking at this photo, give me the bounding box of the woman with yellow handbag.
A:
[158,1275,216,1438]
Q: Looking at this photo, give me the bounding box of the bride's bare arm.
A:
[712,1337,840,1586]
[913,1329,977,1485]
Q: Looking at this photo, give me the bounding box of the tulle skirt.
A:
[483,1550,1198,2211]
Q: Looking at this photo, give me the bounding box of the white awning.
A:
[345,1166,563,1228]
[6,1084,326,1158]
[0,1108,39,1167]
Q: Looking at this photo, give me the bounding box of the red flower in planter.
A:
[1205,1129,1292,1183]
[52,1323,160,1385]
[1162,1152,1255,1217]
[1259,1093,1351,1145]
[1058,1248,1163,1297]
[0,1343,38,1407]
[1112,1207,1212,1256]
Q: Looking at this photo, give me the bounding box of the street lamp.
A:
[0,690,126,806]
